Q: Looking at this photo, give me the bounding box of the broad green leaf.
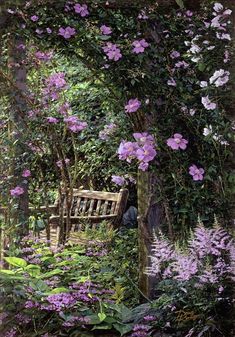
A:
[4,257,27,268]
[113,323,134,336]
[25,265,41,277]
[49,287,69,294]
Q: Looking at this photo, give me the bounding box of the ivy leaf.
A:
[175,0,185,8]
[98,312,106,322]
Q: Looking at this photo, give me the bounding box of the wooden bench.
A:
[36,188,129,243]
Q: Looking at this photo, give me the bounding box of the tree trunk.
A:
[8,35,29,237]
[137,170,164,299]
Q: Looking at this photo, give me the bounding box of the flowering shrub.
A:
[0,229,138,336]
[142,221,235,336]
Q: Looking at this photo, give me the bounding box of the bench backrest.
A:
[58,189,128,221]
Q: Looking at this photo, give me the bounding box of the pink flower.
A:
[30,15,39,22]
[47,117,59,123]
[111,175,125,186]
[167,133,188,150]
[170,50,180,59]
[209,69,230,87]
[56,159,70,168]
[58,27,76,39]
[189,164,204,181]
[132,39,149,54]
[46,28,52,34]
[136,144,157,163]
[100,25,112,35]
[118,141,138,163]
[102,42,122,61]
[64,116,87,132]
[74,3,89,17]
[138,162,149,171]
[10,186,24,197]
[167,78,176,86]
[133,132,154,145]
[22,169,31,178]
[35,51,53,61]
[201,96,217,110]
[125,98,141,113]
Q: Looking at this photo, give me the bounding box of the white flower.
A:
[189,109,196,116]
[201,96,217,110]
[216,32,231,40]
[223,9,232,16]
[200,81,208,88]
[213,3,223,13]
[209,69,230,87]
[190,44,201,54]
[203,125,213,136]
[211,15,221,28]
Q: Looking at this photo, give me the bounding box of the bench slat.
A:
[102,200,109,215]
[88,199,95,216]
[95,199,102,215]
[74,197,81,216]
[111,201,116,214]
[81,198,88,215]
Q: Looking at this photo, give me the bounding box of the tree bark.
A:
[8,34,29,237]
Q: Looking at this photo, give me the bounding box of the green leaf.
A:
[175,0,184,8]
[39,269,63,279]
[25,265,41,277]
[98,312,106,322]
[49,287,69,294]
[113,323,133,336]
[4,257,27,268]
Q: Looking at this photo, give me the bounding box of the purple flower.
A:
[102,42,122,61]
[35,51,53,61]
[64,116,87,132]
[133,132,154,145]
[58,26,76,39]
[138,161,149,171]
[46,72,67,89]
[100,25,112,35]
[189,164,204,181]
[167,78,176,86]
[170,50,180,59]
[35,28,43,35]
[201,96,217,110]
[74,3,89,17]
[30,15,39,22]
[132,39,149,54]
[118,141,138,163]
[172,255,198,281]
[10,186,24,196]
[22,169,31,177]
[46,27,52,34]
[167,133,188,150]
[136,144,157,162]
[125,98,141,113]
[47,117,59,123]
[111,175,125,186]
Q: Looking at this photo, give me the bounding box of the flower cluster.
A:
[118,132,157,171]
[147,223,234,285]
[10,186,24,197]
[43,72,67,101]
[132,39,149,54]
[64,115,87,133]
[102,42,122,61]
[58,26,76,39]
[111,174,136,186]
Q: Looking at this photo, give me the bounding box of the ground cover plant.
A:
[0,0,235,337]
